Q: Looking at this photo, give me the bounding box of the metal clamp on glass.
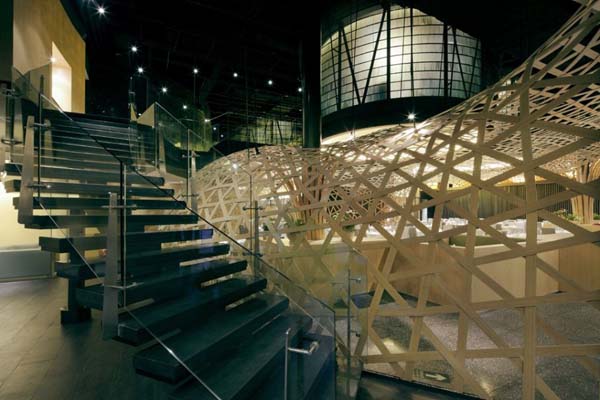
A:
[284,328,320,400]
[1,138,22,145]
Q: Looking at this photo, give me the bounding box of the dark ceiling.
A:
[64,0,578,122]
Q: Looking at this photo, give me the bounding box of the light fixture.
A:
[137,67,144,74]
[267,79,273,86]
[193,68,199,74]
[220,134,224,138]
[407,113,416,121]
[161,87,167,93]
[232,163,238,170]
[182,104,188,110]
[131,45,138,53]
[97,5,106,15]
[204,118,210,123]
[297,87,302,93]
[213,127,217,131]
[233,72,238,78]
[49,57,57,63]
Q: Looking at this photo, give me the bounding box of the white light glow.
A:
[193,68,199,74]
[233,72,238,78]
[183,104,188,110]
[408,113,416,121]
[204,118,210,123]
[131,46,138,53]
[97,6,106,15]
[137,67,144,74]
[161,87,167,93]
[297,87,302,93]
[267,79,273,86]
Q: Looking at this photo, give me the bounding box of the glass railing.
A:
[3,66,339,399]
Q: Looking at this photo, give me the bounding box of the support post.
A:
[301,13,322,149]
[102,192,121,339]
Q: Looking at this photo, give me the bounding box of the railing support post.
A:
[102,192,121,339]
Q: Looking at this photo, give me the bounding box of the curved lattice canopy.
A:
[193,3,600,399]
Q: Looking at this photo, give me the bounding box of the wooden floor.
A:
[0,277,469,400]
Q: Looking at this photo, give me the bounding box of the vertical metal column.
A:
[301,13,322,149]
[102,193,121,339]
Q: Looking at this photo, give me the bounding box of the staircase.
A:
[1,93,335,399]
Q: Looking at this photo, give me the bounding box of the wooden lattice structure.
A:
[194,3,600,399]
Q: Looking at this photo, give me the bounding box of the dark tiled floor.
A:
[356,373,472,400]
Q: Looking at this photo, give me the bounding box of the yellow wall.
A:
[13,0,86,112]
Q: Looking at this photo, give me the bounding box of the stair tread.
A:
[133,293,289,382]
[5,163,164,185]
[39,229,211,252]
[58,242,230,279]
[15,197,186,211]
[118,276,267,344]
[24,214,198,229]
[169,314,311,400]
[5,180,174,197]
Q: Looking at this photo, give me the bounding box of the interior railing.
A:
[1,66,343,399]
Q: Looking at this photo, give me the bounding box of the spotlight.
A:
[161,87,167,93]
[408,113,416,121]
[131,46,138,53]
[137,66,144,74]
[297,87,302,93]
[97,5,106,15]
[233,72,238,78]
[267,79,273,86]
[193,68,199,74]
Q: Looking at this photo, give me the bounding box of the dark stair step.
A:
[38,140,139,159]
[15,197,185,211]
[5,163,164,185]
[133,294,290,383]
[22,213,197,229]
[57,242,230,280]
[11,154,122,171]
[75,258,247,309]
[118,276,267,344]
[169,314,311,400]
[253,334,335,400]
[39,228,212,253]
[5,180,174,197]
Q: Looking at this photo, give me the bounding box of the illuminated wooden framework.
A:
[194,3,600,399]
